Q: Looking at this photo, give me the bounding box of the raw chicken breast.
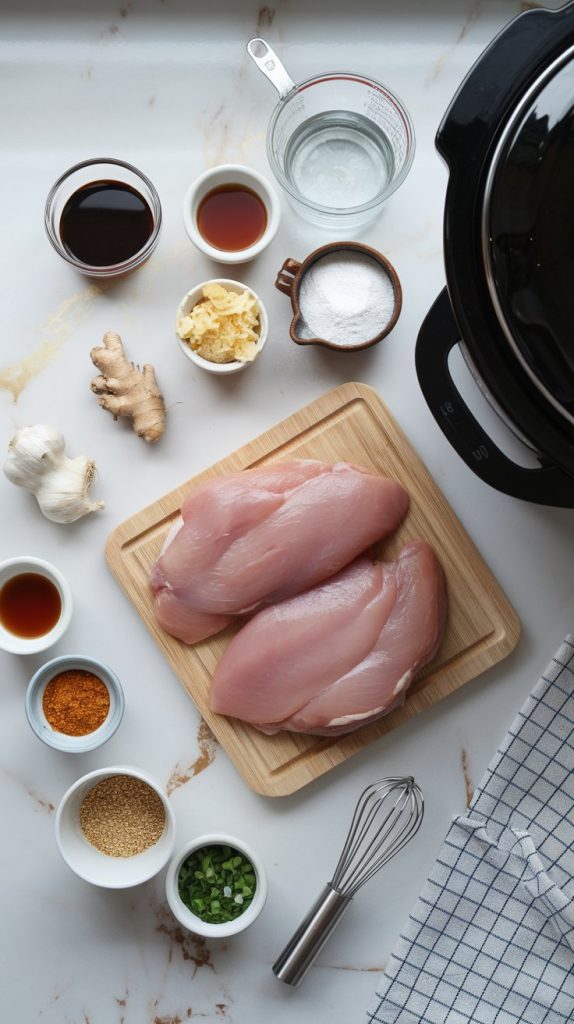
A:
[151,460,409,644]
[210,541,447,736]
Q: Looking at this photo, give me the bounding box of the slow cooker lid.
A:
[484,48,574,427]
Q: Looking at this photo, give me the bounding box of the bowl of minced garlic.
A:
[176,279,269,374]
[56,765,175,887]
[26,655,124,753]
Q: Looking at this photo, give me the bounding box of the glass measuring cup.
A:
[247,39,415,230]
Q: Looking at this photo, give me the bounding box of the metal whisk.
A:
[273,776,423,987]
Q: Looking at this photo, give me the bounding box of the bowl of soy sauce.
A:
[45,157,162,278]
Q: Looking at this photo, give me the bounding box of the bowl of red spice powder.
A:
[25,655,124,752]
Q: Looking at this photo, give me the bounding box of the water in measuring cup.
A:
[283,111,395,210]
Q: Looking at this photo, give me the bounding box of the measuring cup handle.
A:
[247,38,296,100]
[275,258,301,296]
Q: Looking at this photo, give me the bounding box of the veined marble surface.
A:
[0,2,572,1022]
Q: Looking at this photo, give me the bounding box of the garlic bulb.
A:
[3,424,104,524]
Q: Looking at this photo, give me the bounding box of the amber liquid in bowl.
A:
[0,573,61,638]
[197,184,267,252]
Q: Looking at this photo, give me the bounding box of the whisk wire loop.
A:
[331,776,424,897]
[335,796,399,894]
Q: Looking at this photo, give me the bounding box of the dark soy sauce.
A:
[197,184,267,252]
[0,573,62,638]
[59,180,154,266]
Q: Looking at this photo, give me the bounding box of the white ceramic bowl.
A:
[26,655,125,753]
[0,556,72,655]
[182,164,280,264]
[176,278,269,375]
[55,765,176,888]
[165,832,267,938]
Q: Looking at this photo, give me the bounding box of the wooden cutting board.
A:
[106,383,520,796]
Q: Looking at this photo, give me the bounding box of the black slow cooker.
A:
[416,1,574,507]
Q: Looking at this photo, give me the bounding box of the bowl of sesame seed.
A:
[55,765,176,888]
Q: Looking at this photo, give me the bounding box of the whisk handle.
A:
[272,884,352,987]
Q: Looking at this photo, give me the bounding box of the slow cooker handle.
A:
[416,288,574,508]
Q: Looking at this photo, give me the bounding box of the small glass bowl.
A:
[44,157,162,278]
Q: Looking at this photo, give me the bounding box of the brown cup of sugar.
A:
[275,242,402,352]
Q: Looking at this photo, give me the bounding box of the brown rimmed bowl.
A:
[275,241,402,352]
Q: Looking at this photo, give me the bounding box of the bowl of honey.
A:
[0,557,72,655]
[183,164,280,264]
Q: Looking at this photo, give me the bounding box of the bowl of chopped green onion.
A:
[165,833,267,937]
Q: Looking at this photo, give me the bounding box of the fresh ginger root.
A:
[90,331,166,444]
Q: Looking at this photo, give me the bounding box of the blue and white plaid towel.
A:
[367,635,574,1024]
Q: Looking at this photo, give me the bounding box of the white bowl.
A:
[165,832,267,938]
[0,556,72,655]
[182,164,280,264]
[26,655,125,753]
[55,765,176,888]
[176,278,269,375]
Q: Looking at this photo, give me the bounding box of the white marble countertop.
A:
[1,2,572,1022]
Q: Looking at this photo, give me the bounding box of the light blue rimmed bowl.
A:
[25,655,125,753]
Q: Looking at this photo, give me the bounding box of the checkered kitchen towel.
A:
[367,635,574,1024]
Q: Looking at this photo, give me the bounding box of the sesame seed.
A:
[79,775,165,857]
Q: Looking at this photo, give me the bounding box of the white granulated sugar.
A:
[297,251,396,348]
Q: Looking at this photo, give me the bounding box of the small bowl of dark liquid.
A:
[183,164,280,264]
[0,557,73,654]
[45,158,162,278]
